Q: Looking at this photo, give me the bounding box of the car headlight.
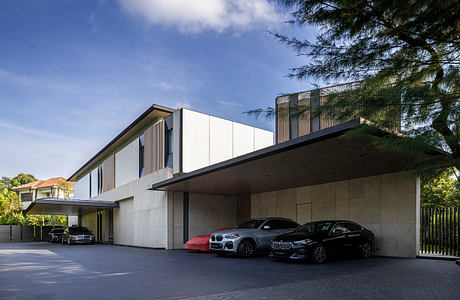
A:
[224,234,240,239]
[292,239,313,245]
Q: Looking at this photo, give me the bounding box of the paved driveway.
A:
[0,242,458,300]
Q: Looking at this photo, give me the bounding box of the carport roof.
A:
[24,198,119,216]
[150,120,445,195]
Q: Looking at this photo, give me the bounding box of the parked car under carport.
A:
[270,220,375,263]
[61,226,95,245]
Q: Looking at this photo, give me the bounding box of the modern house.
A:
[26,85,442,257]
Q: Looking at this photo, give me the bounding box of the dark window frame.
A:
[139,135,145,178]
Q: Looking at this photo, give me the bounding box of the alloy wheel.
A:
[313,245,327,263]
[361,243,371,258]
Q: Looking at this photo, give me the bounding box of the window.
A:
[97,165,103,194]
[139,134,145,177]
[165,129,173,167]
[264,220,281,230]
[295,221,333,233]
[332,223,350,234]
[278,220,299,229]
[21,193,32,202]
[344,223,362,232]
[45,192,50,198]
[238,219,264,229]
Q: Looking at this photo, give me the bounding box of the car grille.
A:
[216,234,223,242]
[271,241,292,250]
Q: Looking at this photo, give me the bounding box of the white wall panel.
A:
[254,128,274,151]
[232,122,254,157]
[209,116,233,165]
[115,139,139,188]
[173,110,181,174]
[182,109,210,173]
[90,168,98,198]
[74,173,90,199]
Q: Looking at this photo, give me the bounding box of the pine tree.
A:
[253,0,459,176]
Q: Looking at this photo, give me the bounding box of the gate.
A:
[420,207,459,256]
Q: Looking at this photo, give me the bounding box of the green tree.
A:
[10,173,37,188]
[0,177,13,190]
[0,187,22,215]
[252,0,459,176]
[421,168,460,207]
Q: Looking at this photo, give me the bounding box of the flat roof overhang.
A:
[151,120,446,195]
[24,198,119,216]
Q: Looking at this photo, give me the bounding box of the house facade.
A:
[63,106,273,246]
[26,86,437,257]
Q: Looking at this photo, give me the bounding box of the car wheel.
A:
[237,239,255,258]
[360,242,372,258]
[312,244,327,264]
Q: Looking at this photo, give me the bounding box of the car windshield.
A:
[295,221,333,233]
[68,227,91,235]
[238,220,265,229]
[52,229,64,233]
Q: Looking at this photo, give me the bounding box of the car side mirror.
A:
[262,225,271,230]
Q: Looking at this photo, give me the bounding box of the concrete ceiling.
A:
[151,120,440,196]
[25,198,118,216]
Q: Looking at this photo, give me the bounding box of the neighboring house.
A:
[13,177,74,207]
[14,177,77,225]
[25,85,442,257]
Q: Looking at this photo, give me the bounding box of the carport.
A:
[25,198,118,243]
[152,120,446,257]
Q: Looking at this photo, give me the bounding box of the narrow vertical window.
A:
[165,129,173,167]
[139,134,145,177]
[97,165,103,194]
[183,192,189,244]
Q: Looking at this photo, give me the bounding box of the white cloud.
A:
[217,100,242,108]
[118,0,281,33]
[174,100,192,109]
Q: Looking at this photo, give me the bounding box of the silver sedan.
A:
[209,218,299,257]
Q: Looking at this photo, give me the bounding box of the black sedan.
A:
[47,228,65,243]
[61,226,95,245]
[270,220,374,263]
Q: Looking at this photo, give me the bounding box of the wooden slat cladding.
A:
[276,102,290,143]
[319,94,342,130]
[102,154,115,192]
[297,98,310,136]
[145,120,164,175]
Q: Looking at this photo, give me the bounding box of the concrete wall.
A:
[74,173,90,199]
[168,192,239,249]
[93,167,172,248]
[90,168,98,198]
[82,213,97,237]
[181,108,274,173]
[115,139,140,188]
[251,171,420,258]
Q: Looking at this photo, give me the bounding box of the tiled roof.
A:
[12,177,74,190]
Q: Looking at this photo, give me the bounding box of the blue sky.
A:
[0,0,316,180]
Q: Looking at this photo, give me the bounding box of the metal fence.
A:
[0,225,56,242]
[420,207,459,257]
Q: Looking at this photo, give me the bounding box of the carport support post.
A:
[77,215,82,227]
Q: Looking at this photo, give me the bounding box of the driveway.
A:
[0,242,458,300]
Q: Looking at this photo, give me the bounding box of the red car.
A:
[186,228,233,252]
